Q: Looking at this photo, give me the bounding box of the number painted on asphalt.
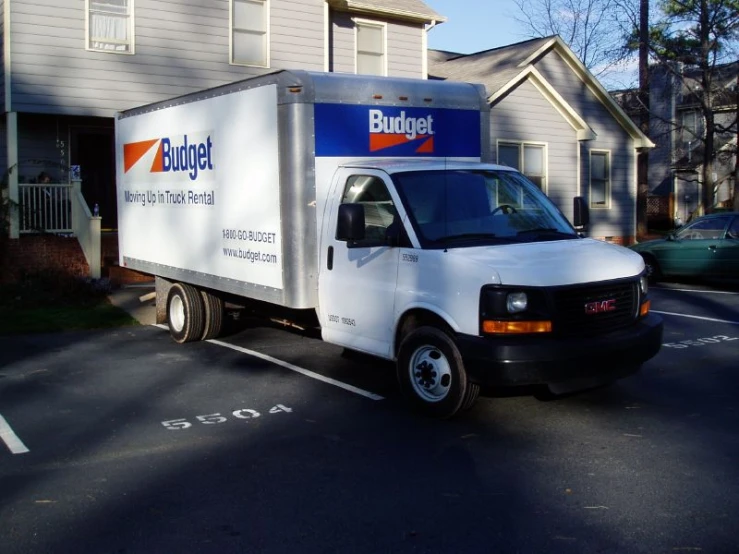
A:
[161,405,292,430]
[662,335,738,349]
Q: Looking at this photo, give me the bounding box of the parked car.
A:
[629,212,739,282]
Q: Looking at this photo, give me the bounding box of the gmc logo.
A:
[585,299,616,314]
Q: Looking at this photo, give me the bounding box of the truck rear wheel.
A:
[200,290,224,340]
[167,283,205,343]
[397,326,480,418]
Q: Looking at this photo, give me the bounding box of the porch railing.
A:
[19,183,73,233]
[17,180,102,279]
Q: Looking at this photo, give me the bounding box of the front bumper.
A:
[456,313,663,387]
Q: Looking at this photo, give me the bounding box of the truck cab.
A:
[319,160,662,418]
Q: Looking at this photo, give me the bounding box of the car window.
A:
[341,175,397,247]
[728,217,739,239]
[676,216,732,240]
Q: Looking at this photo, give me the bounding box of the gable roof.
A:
[429,36,654,148]
[327,0,446,24]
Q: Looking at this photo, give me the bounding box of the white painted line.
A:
[0,414,30,454]
[209,339,385,400]
[654,287,739,295]
[153,324,384,401]
[652,310,739,325]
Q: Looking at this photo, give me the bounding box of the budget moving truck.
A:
[116,70,662,418]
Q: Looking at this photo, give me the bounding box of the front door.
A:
[70,127,116,229]
[318,169,401,358]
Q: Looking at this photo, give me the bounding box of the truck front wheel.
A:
[397,327,480,418]
[167,283,205,343]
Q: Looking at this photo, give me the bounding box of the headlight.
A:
[639,275,648,296]
[507,292,528,313]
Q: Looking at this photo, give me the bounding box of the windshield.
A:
[392,169,578,247]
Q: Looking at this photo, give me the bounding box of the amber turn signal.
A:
[483,320,553,334]
[639,300,650,317]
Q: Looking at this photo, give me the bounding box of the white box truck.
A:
[116,70,662,418]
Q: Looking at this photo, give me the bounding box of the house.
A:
[0,0,443,279]
[615,62,737,226]
[429,36,654,244]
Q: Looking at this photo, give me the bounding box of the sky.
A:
[424,0,527,55]
[423,0,638,89]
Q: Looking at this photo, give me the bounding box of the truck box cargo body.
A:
[116,70,662,418]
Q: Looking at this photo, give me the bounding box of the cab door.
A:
[318,169,402,358]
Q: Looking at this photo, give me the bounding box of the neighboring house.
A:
[615,62,737,226]
[0,0,443,277]
[429,36,654,244]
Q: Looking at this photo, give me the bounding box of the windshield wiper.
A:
[432,233,518,244]
[516,228,577,239]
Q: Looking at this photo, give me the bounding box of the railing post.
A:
[89,212,101,279]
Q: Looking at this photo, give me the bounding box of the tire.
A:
[200,290,224,341]
[167,283,205,344]
[397,326,480,419]
[642,254,662,283]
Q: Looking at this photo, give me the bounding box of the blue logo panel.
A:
[314,103,481,158]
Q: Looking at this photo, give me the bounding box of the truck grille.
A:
[551,280,639,337]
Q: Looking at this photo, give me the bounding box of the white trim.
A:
[85,0,135,55]
[589,149,612,210]
[334,1,446,24]
[496,139,549,194]
[353,17,387,77]
[230,0,270,68]
[324,1,330,72]
[3,0,11,112]
[489,66,597,142]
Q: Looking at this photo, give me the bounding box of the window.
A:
[590,151,611,209]
[497,142,546,191]
[232,0,268,67]
[356,20,386,76]
[87,0,133,53]
[680,109,698,144]
[342,175,397,247]
[676,216,732,240]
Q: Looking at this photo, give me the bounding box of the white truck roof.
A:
[339,159,514,175]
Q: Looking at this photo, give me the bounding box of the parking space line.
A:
[652,310,739,325]
[153,324,384,401]
[0,414,30,455]
[208,339,385,400]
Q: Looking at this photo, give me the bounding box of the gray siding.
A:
[330,11,354,74]
[535,51,636,239]
[387,20,423,79]
[8,0,325,117]
[491,79,579,220]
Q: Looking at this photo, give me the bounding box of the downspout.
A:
[422,19,437,79]
[4,0,18,239]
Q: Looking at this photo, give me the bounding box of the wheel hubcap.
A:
[170,295,185,332]
[409,346,452,402]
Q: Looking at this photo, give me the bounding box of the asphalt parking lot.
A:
[1,280,738,553]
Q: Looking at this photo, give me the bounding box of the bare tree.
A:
[513,0,635,78]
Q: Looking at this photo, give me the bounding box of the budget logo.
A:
[368,109,435,154]
[123,134,214,181]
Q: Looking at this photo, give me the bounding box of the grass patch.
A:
[0,272,138,334]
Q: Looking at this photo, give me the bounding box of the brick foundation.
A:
[1,234,90,284]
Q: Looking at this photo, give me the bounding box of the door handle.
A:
[708,245,717,252]
[327,246,334,270]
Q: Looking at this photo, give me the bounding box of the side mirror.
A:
[573,196,589,228]
[666,232,676,241]
[336,203,365,242]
